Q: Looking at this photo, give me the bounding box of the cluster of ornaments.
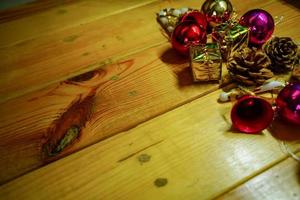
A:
[157,8,193,36]
[231,82,300,133]
[157,0,300,134]
[157,0,299,85]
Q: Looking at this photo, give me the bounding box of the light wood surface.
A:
[217,157,300,200]
[1,0,299,185]
[0,90,289,200]
[0,43,220,184]
[0,0,289,103]
[0,0,299,199]
[0,0,160,103]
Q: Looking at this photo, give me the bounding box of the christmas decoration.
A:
[265,37,298,73]
[201,0,233,28]
[212,22,249,60]
[180,11,207,31]
[239,9,274,47]
[220,81,286,102]
[157,8,192,35]
[171,21,207,56]
[219,87,254,102]
[276,82,300,125]
[227,47,273,85]
[190,43,222,82]
[231,95,274,133]
[155,1,298,156]
[253,80,285,94]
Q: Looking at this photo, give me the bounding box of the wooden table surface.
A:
[0,0,299,199]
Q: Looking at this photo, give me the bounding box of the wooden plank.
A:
[0,0,75,23]
[0,0,276,47]
[0,0,284,103]
[0,43,220,184]
[0,0,299,185]
[216,157,300,200]
[0,90,288,200]
[0,0,158,45]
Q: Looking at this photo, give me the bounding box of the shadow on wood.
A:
[268,116,300,141]
[160,47,195,87]
[281,0,300,10]
[159,47,188,65]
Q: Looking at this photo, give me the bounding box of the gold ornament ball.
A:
[201,0,233,28]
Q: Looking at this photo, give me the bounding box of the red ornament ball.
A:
[239,9,274,47]
[180,11,207,31]
[231,96,274,134]
[276,83,300,125]
[171,21,207,56]
[201,0,233,28]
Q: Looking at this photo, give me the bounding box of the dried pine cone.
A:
[265,37,298,73]
[227,47,273,85]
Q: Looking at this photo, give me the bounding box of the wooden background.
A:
[0,0,299,199]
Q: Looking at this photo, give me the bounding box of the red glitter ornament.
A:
[180,11,207,31]
[276,83,300,125]
[231,96,274,133]
[239,9,274,47]
[171,21,207,56]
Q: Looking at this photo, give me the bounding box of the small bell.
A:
[231,96,274,133]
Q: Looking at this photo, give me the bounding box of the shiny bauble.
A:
[201,0,233,28]
[180,11,207,31]
[276,83,300,125]
[239,9,274,47]
[231,96,274,134]
[171,21,207,56]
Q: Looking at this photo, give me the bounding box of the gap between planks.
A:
[0,0,76,23]
[0,40,167,104]
[16,0,300,195]
[0,79,220,185]
[0,0,283,104]
[0,0,160,48]
[0,88,289,199]
[213,155,292,199]
[83,85,221,145]
[0,1,294,179]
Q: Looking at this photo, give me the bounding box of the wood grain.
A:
[0,0,288,103]
[217,157,300,200]
[0,0,299,196]
[0,0,161,103]
[0,0,75,23]
[0,0,299,185]
[0,0,157,45]
[0,90,288,200]
[0,43,220,184]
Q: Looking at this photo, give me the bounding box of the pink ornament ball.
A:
[276,83,300,125]
[239,9,274,47]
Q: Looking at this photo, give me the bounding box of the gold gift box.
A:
[190,43,222,83]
